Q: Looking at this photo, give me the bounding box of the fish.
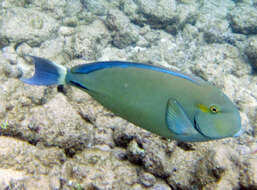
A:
[20,56,242,142]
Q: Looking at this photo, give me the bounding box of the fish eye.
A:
[209,105,219,113]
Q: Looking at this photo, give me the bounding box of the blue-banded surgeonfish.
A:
[20,56,242,142]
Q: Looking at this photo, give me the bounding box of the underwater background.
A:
[0,0,256,189]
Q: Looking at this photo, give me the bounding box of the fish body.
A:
[21,56,242,142]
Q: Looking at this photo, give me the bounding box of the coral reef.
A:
[0,0,256,189]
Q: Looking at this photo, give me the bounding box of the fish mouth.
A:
[193,117,212,139]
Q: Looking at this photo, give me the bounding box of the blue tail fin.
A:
[21,56,67,86]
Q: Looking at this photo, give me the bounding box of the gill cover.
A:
[194,110,240,139]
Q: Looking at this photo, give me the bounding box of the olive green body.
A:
[21,56,242,142]
[68,67,213,139]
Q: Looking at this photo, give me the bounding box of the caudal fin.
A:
[21,56,67,86]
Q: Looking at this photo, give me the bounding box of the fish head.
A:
[194,86,242,140]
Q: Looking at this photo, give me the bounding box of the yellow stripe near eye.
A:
[197,104,209,113]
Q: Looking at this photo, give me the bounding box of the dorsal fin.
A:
[71,61,203,85]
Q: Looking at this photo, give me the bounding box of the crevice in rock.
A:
[177,142,195,151]
[57,85,68,95]
[239,184,257,190]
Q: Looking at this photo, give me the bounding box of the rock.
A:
[0,169,25,188]
[105,9,139,48]
[116,128,175,178]
[167,145,199,190]
[0,136,64,189]
[194,0,235,43]
[250,108,257,137]
[2,63,22,79]
[124,0,198,34]
[99,46,128,61]
[166,142,254,190]
[240,158,257,189]
[58,26,75,36]
[81,0,110,16]
[123,0,177,28]
[62,149,138,189]
[168,2,198,34]
[127,139,145,164]
[1,0,31,8]
[72,20,111,60]
[139,172,156,187]
[149,183,171,190]
[28,93,93,151]
[1,50,23,79]
[64,0,83,17]
[129,30,177,65]
[32,0,67,19]
[24,37,67,62]
[0,7,58,47]
[113,125,136,147]
[93,124,115,148]
[2,175,61,190]
[199,18,231,44]
[140,26,161,45]
[182,23,199,41]
[135,0,177,27]
[191,43,250,85]
[245,36,257,70]
[229,4,257,34]
[194,145,240,189]
[3,91,94,156]
[122,0,139,23]
[129,45,163,65]
[70,88,103,121]
[141,138,171,178]
[112,147,127,160]
[130,184,144,190]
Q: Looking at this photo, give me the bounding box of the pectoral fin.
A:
[166,98,194,135]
